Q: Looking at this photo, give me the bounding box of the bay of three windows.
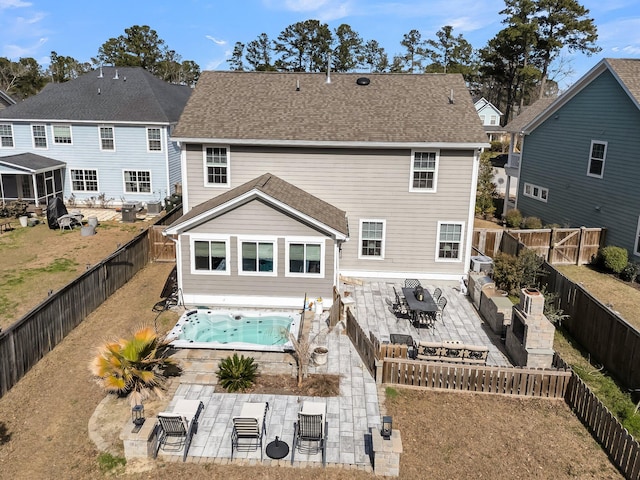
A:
[0,123,162,151]
[194,237,323,276]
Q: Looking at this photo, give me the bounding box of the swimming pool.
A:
[167,309,301,352]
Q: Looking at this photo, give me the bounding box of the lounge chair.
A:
[154,399,204,462]
[231,401,269,461]
[291,401,327,467]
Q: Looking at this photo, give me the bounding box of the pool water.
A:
[167,309,300,352]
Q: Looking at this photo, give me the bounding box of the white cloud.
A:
[3,36,47,58]
[0,0,31,9]
[283,0,330,12]
[205,35,227,46]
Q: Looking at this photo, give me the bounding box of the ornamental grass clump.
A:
[216,353,259,392]
[90,326,178,406]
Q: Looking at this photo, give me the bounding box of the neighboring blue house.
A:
[513,58,640,256]
[0,67,190,208]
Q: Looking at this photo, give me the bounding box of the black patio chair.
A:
[404,278,421,288]
[435,296,448,324]
[432,287,443,302]
[291,401,327,467]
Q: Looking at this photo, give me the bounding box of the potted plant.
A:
[312,345,328,365]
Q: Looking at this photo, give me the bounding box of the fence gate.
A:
[149,226,176,261]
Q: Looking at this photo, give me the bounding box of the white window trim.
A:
[52,124,73,145]
[70,168,99,193]
[146,126,163,153]
[190,235,231,275]
[587,139,607,179]
[99,125,116,151]
[358,219,386,260]
[203,145,231,188]
[237,235,278,276]
[285,236,326,278]
[122,169,152,195]
[435,221,464,263]
[409,149,439,193]
[0,123,15,148]
[522,182,548,203]
[31,123,48,149]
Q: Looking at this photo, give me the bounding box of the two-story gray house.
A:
[512,58,640,256]
[0,67,190,207]
[165,71,488,308]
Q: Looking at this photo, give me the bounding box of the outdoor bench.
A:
[416,340,489,365]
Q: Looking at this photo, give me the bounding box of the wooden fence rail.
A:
[344,309,378,378]
[0,208,181,399]
[381,358,571,398]
[565,373,640,479]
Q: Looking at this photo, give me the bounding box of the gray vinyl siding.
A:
[0,121,175,204]
[167,133,182,195]
[183,145,475,276]
[518,70,640,255]
[179,199,335,298]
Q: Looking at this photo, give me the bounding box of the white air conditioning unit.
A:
[470,255,493,273]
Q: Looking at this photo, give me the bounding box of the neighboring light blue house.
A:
[513,58,640,256]
[474,97,505,142]
[0,67,190,208]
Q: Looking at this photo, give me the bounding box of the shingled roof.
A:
[172,71,488,145]
[166,173,349,238]
[0,66,190,123]
[504,96,556,133]
[0,153,65,173]
[606,58,640,106]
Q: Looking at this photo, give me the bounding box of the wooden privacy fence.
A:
[539,262,640,392]
[0,208,180,398]
[565,372,640,479]
[344,309,378,378]
[473,227,605,265]
[148,205,182,261]
[381,358,571,398]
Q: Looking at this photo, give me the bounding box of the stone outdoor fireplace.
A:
[505,288,555,368]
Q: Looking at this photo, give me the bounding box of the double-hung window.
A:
[70,169,98,191]
[587,140,607,178]
[205,147,229,186]
[192,237,229,274]
[0,124,13,147]
[53,125,72,144]
[32,124,47,148]
[124,170,151,193]
[410,150,438,192]
[147,127,162,151]
[239,239,276,275]
[436,222,463,261]
[99,126,115,150]
[359,220,385,259]
[287,240,323,276]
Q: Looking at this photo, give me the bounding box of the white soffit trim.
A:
[164,189,348,240]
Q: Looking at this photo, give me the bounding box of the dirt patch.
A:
[247,374,340,397]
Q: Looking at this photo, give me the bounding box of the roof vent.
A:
[113,69,119,80]
[356,77,370,86]
[97,66,103,78]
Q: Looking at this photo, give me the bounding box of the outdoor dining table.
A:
[402,287,438,326]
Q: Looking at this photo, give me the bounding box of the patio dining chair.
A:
[392,286,409,317]
[291,401,327,467]
[404,278,421,288]
[154,399,204,462]
[435,296,448,324]
[432,287,443,302]
[231,401,269,461]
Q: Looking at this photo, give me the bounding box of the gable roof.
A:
[0,67,191,124]
[504,96,556,133]
[165,173,349,238]
[0,90,16,108]
[173,71,488,146]
[0,152,65,174]
[512,58,640,134]
[474,97,503,116]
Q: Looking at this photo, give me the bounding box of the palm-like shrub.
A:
[216,353,258,392]
[90,326,177,406]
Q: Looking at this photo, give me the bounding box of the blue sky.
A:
[1,0,639,89]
